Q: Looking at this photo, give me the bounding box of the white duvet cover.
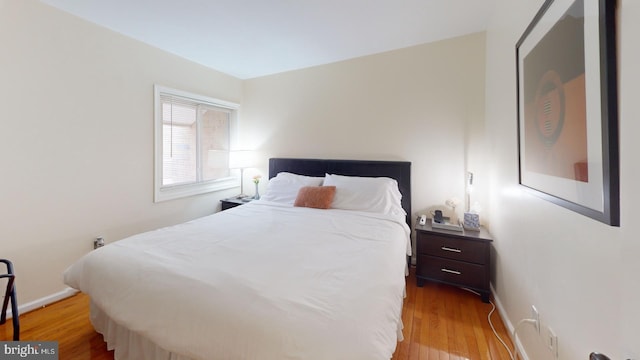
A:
[64,201,411,360]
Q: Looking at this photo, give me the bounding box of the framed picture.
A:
[516,0,619,226]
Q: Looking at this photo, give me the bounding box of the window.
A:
[154,85,239,202]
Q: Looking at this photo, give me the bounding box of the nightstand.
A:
[220,197,253,211]
[415,219,493,302]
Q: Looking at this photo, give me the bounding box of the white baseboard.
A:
[491,284,530,360]
[3,287,78,319]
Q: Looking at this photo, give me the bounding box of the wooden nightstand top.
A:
[415,219,493,242]
[221,197,253,205]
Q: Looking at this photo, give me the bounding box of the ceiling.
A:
[40,0,496,79]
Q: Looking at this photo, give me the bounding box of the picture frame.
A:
[516,0,619,226]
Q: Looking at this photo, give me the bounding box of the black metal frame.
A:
[1,259,19,340]
[515,0,619,226]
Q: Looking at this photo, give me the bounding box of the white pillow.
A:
[323,173,405,216]
[260,172,324,205]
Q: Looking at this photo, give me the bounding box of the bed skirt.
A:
[91,301,196,360]
[91,299,405,359]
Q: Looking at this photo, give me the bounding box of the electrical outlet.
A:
[531,305,540,334]
[546,326,558,359]
[94,237,105,249]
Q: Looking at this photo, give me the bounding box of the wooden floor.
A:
[0,292,113,360]
[393,269,515,359]
[1,268,514,359]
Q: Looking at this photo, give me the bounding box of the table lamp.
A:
[228,150,256,198]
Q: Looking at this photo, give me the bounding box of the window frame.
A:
[154,85,239,202]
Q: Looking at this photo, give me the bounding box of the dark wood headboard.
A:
[269,158,412,227]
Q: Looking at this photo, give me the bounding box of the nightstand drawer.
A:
[417,234,487,264]
[417,255,486,290]
[220,198,252,211]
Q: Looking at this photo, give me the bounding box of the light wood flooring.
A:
[394,269,515,359]
[1,268,514,359]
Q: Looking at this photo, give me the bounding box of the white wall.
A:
[1,0,487,312]
[241,33,488,224]
[485,0,639,359]
[10,3,634,358]
[0,0,242,304]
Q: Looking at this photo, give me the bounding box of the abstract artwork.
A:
[516,0,619,225]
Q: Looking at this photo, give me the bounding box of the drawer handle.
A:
[441,268,462,275]
[441,246,462,253]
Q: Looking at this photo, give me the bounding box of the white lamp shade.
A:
[228,150,256,169]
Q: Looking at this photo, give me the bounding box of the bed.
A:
[64,158,412,360]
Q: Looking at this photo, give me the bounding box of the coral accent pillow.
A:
[294,186,337,209]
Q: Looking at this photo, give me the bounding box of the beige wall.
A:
[2,0,488,315]
[10,3,635,359]
[0,0,242,304]
[241,32,488,224]
[485,0,639,359]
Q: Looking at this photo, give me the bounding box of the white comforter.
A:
[64,201,411,360]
